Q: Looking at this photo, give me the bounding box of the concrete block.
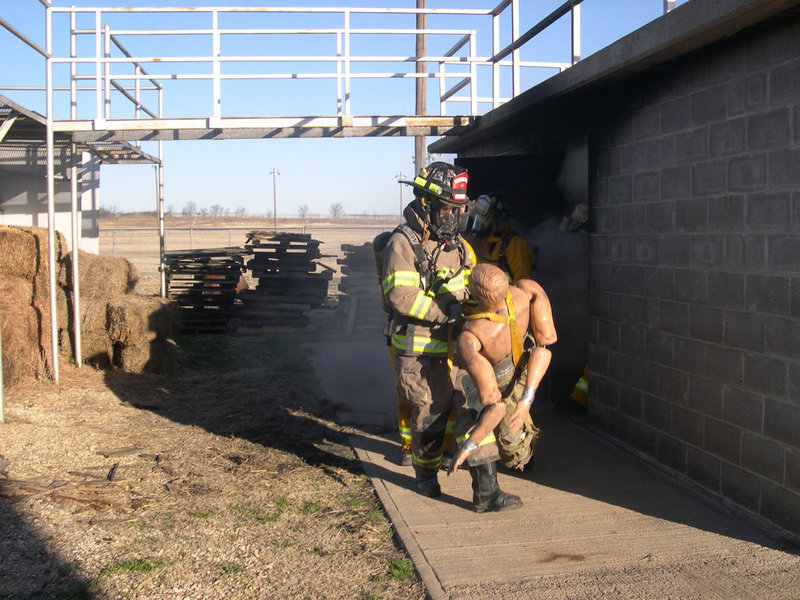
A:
[692,160,726,196]
[764,398,800,448]
[708,195,745,231]
[674,56,708,97]
[720,463,760,512]
[690,305,724,343]
[674,268,707,303]
[619,385,643,419]
[643,394,672,431]
[633,171,660,202]
[707,271,745,309]
[673,405,704,446]
[789,363,800,408]
[661,96,693,133]
[743,353,787,397]
[793,276,800,319]
[723,386,764,432]
[747,192,791,230]
[646,136,676,170]
[760,482,800,537]
[619,265,646,296]
[706,345,743,387]
[589,289,610,320]
[596,147,621,178]
[794,105,800,144]
[609,238,631,262]
[687,374,722,417]
[746,21,797,71]
[620,204,646,234]
[691,86,727,125]
[724,310,765,352]
[633,237,658,264]
[644,266,674,298]
[608,409,632,443]
[629,420,659,458]
[705,417,742,464]
[625,296,660,329]
[648,202,675,233]
[609,174,633,204]
[609,116,634,147]
[741,432,785,483]
[619,324,645,362]
[676,198,709,232]
[768,235,800,270]
[768,148,800,190]
[597,319,621,352]
[660,300,689,335]
[590,236,608,260]
[658,235,691,267]
[659,366,689,406]
[690,235,724,268]
[645,330,674,365]
[620,141,648,174]
[746,274,790,315]
[632,104,661,140]
[657,433,687,473]
[747,108,791,150]
[729,154,767,191]
[709,118,746,156]
[676,128,709,165]
[674,339,707,377]
[661,165,692,199]
[769,60,800,105]
[724,234,766,270]
[726,74,766,116]
[686,447,721,492]
[597,206,620,234]
[590,177,609,205]
[787,447,800,493]
[765,317,800,360]
[594,373,621,409]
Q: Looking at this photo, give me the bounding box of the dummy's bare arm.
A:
[507,279,557,433]
[448,330,507,474]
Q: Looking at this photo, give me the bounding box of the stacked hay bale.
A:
[0,226,69,385]
[0,225,179,385]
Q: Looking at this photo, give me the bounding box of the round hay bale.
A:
[0,276,44,385]
[70,250,138,299]
[106,295,177,345]
[0,226,37,280]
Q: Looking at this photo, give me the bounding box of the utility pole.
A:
[414,0,426,175]
[396,171,405,216]
[269,168,280,230]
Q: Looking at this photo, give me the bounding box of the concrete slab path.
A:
[305,326,800,600]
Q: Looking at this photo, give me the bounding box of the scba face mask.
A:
[470,194,494,235]
[431,200,468,244]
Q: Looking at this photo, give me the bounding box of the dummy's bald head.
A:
[469,263,509,310]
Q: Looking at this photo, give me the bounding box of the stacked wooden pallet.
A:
[165,247,247,334]
[335,241,389,336]
[236,231,333,332]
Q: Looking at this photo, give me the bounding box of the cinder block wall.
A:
[587,13,800,535]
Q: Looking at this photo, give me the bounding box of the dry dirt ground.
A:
[0,216,426,600]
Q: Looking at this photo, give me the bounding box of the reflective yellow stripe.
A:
[575,378,588,392]
[409,292,432,319]
[391,333,449,354]
[399,426,411,440]
[383,270,421,293]
[445,420,455,434]
[455,432,497,447]
[412,453,441,469]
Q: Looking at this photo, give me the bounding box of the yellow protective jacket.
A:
[382,215,474,357]
[466,228,532,284]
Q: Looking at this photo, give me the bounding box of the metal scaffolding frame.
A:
[1,0,678,383]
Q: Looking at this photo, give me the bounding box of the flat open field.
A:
[100,215,399,296]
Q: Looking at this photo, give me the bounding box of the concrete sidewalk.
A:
[305,333,800,600]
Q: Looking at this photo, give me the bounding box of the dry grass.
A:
[0,332,425,600]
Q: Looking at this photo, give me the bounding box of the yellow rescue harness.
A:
[463,290,523,366]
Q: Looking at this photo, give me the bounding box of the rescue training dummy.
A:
[380,161,476,499]
[449,263,557,491]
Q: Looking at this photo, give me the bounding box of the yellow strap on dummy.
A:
[464,291,523,366]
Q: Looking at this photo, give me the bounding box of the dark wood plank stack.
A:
[165,247,247,334]
[235,231,333,332]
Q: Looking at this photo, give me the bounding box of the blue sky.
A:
[1,0,687,217]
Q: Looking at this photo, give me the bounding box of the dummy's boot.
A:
[414,467,442,498]
[469,461,522,513]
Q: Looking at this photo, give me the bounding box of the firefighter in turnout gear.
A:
[381,161,476,498]
[449,264,557,511]
[465,193,534,284]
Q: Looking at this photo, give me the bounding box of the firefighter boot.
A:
[469,461,522,513]
[414,467,442,498]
